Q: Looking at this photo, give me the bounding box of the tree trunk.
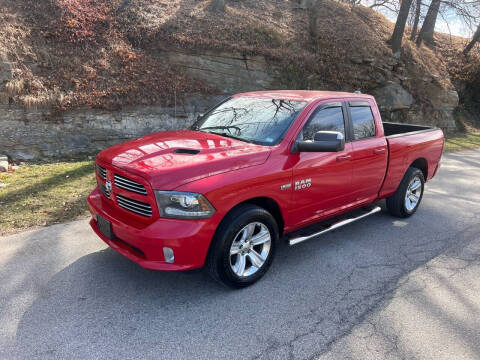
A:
[296,0,310,8]
[389,0,414,55]
[463,25,480,55]
[410,0,422,41]
[307,0,322,41]
[207,0,226,12]
[416,0,440,47]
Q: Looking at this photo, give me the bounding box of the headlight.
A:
[154,191,216,219]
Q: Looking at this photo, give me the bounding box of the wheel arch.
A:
[409,158,428,180]
[204,196,285,275]
[210,196,285,244]
[239,197,285,236]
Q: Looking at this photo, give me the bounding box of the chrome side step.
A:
[288,206,382,246]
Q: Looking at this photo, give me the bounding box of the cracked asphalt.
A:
[1,149,480,360]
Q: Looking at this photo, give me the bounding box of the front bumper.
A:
[87,188,218,271]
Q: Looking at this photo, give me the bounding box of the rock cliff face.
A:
[165,51,275,94]
[0,61,13,83]
[0,96,222,161]
[0,49,459,161]
[371,80,458,130]
[162,49,459,131]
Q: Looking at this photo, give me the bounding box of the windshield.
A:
[192,97,307,146]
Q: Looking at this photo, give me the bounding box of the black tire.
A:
[386,167,425,218]
[206,204,278,288]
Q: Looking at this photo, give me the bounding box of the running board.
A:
[288,206,382,246]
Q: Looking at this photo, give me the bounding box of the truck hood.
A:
[97,130,272,190]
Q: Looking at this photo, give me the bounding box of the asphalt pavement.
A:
[1,149,480,360]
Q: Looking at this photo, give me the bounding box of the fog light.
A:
[163,247,174,263]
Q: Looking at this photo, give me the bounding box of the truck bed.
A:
[379,123,444,199]
[383,122,435,138]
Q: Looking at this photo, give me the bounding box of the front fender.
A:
[175,162,293,230]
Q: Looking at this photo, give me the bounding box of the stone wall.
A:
[371,82,459,131]
[0,95,223,161]
[164,50,275,94]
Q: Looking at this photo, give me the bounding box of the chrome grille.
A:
[114,174,147,195]
[99,183,111,199]
[97,164,107,180]
[116,194,152,217]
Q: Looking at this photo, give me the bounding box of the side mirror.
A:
[294,131,345,152]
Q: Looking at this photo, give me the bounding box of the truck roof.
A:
[233,90,374,102]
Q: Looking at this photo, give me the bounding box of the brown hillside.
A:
[0,0,475,124]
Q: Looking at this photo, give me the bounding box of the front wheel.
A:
[386,167,425,218]
[206,204,278,288]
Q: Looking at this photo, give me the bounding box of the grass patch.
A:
[444,133,480,153]
[0,160,95,236]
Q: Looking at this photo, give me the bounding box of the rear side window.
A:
[302,107,345,141]
[350,106,376,140]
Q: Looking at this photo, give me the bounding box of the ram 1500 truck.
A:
[87,90,444,287]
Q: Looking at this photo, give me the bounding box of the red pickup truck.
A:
[87,90,444,287]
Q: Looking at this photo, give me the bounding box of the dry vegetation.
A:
[0,0,215,110]
[0,0,477,116]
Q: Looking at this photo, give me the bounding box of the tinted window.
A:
[350,106,376,140]
[302,107,345,141]
[193,97,306,146]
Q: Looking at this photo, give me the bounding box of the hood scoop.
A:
[173,148,201,155]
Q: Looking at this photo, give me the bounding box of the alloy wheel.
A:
[229,222,272,277]
[405,176,422,211]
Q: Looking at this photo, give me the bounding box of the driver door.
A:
[290,102,353,227]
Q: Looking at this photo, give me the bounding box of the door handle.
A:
[336,154,352,162]
[373,147,386,154]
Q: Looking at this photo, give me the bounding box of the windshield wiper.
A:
[202,130,253,144]
[193,125,256,144]
[197,125,241,134]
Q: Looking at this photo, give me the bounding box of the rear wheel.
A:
[206,204,278,288]
[386,167,425,218]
